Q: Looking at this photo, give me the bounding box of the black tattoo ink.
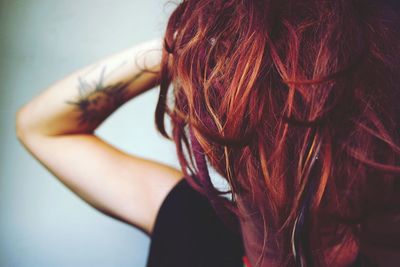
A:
[65,64,144,128]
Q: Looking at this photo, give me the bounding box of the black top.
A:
[146,178,245,267]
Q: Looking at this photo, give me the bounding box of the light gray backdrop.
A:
[0,1,179,266]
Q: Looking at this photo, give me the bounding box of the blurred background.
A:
[0,1,179,266]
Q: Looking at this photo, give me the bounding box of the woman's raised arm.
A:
[16,38,163,135]
[15,38,184,235]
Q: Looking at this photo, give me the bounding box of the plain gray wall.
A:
[0,1,180,266]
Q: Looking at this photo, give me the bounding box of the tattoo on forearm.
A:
[65,63,144,128]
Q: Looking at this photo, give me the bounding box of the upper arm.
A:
[16,132,184,235]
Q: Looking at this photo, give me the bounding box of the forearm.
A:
[16,38,163,137]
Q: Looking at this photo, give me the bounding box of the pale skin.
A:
[15,38,184,235]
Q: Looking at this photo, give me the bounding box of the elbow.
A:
[15,106,31,141]
[15,107,48,156]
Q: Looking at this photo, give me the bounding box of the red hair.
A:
[155,0,400,266]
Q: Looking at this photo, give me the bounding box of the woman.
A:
[16,0,400,266]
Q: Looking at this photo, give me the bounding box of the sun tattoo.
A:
[65,63,144,128]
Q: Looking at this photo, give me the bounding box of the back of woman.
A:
[155,0,400,266]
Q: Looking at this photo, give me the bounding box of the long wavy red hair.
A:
[154,0,400,266]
